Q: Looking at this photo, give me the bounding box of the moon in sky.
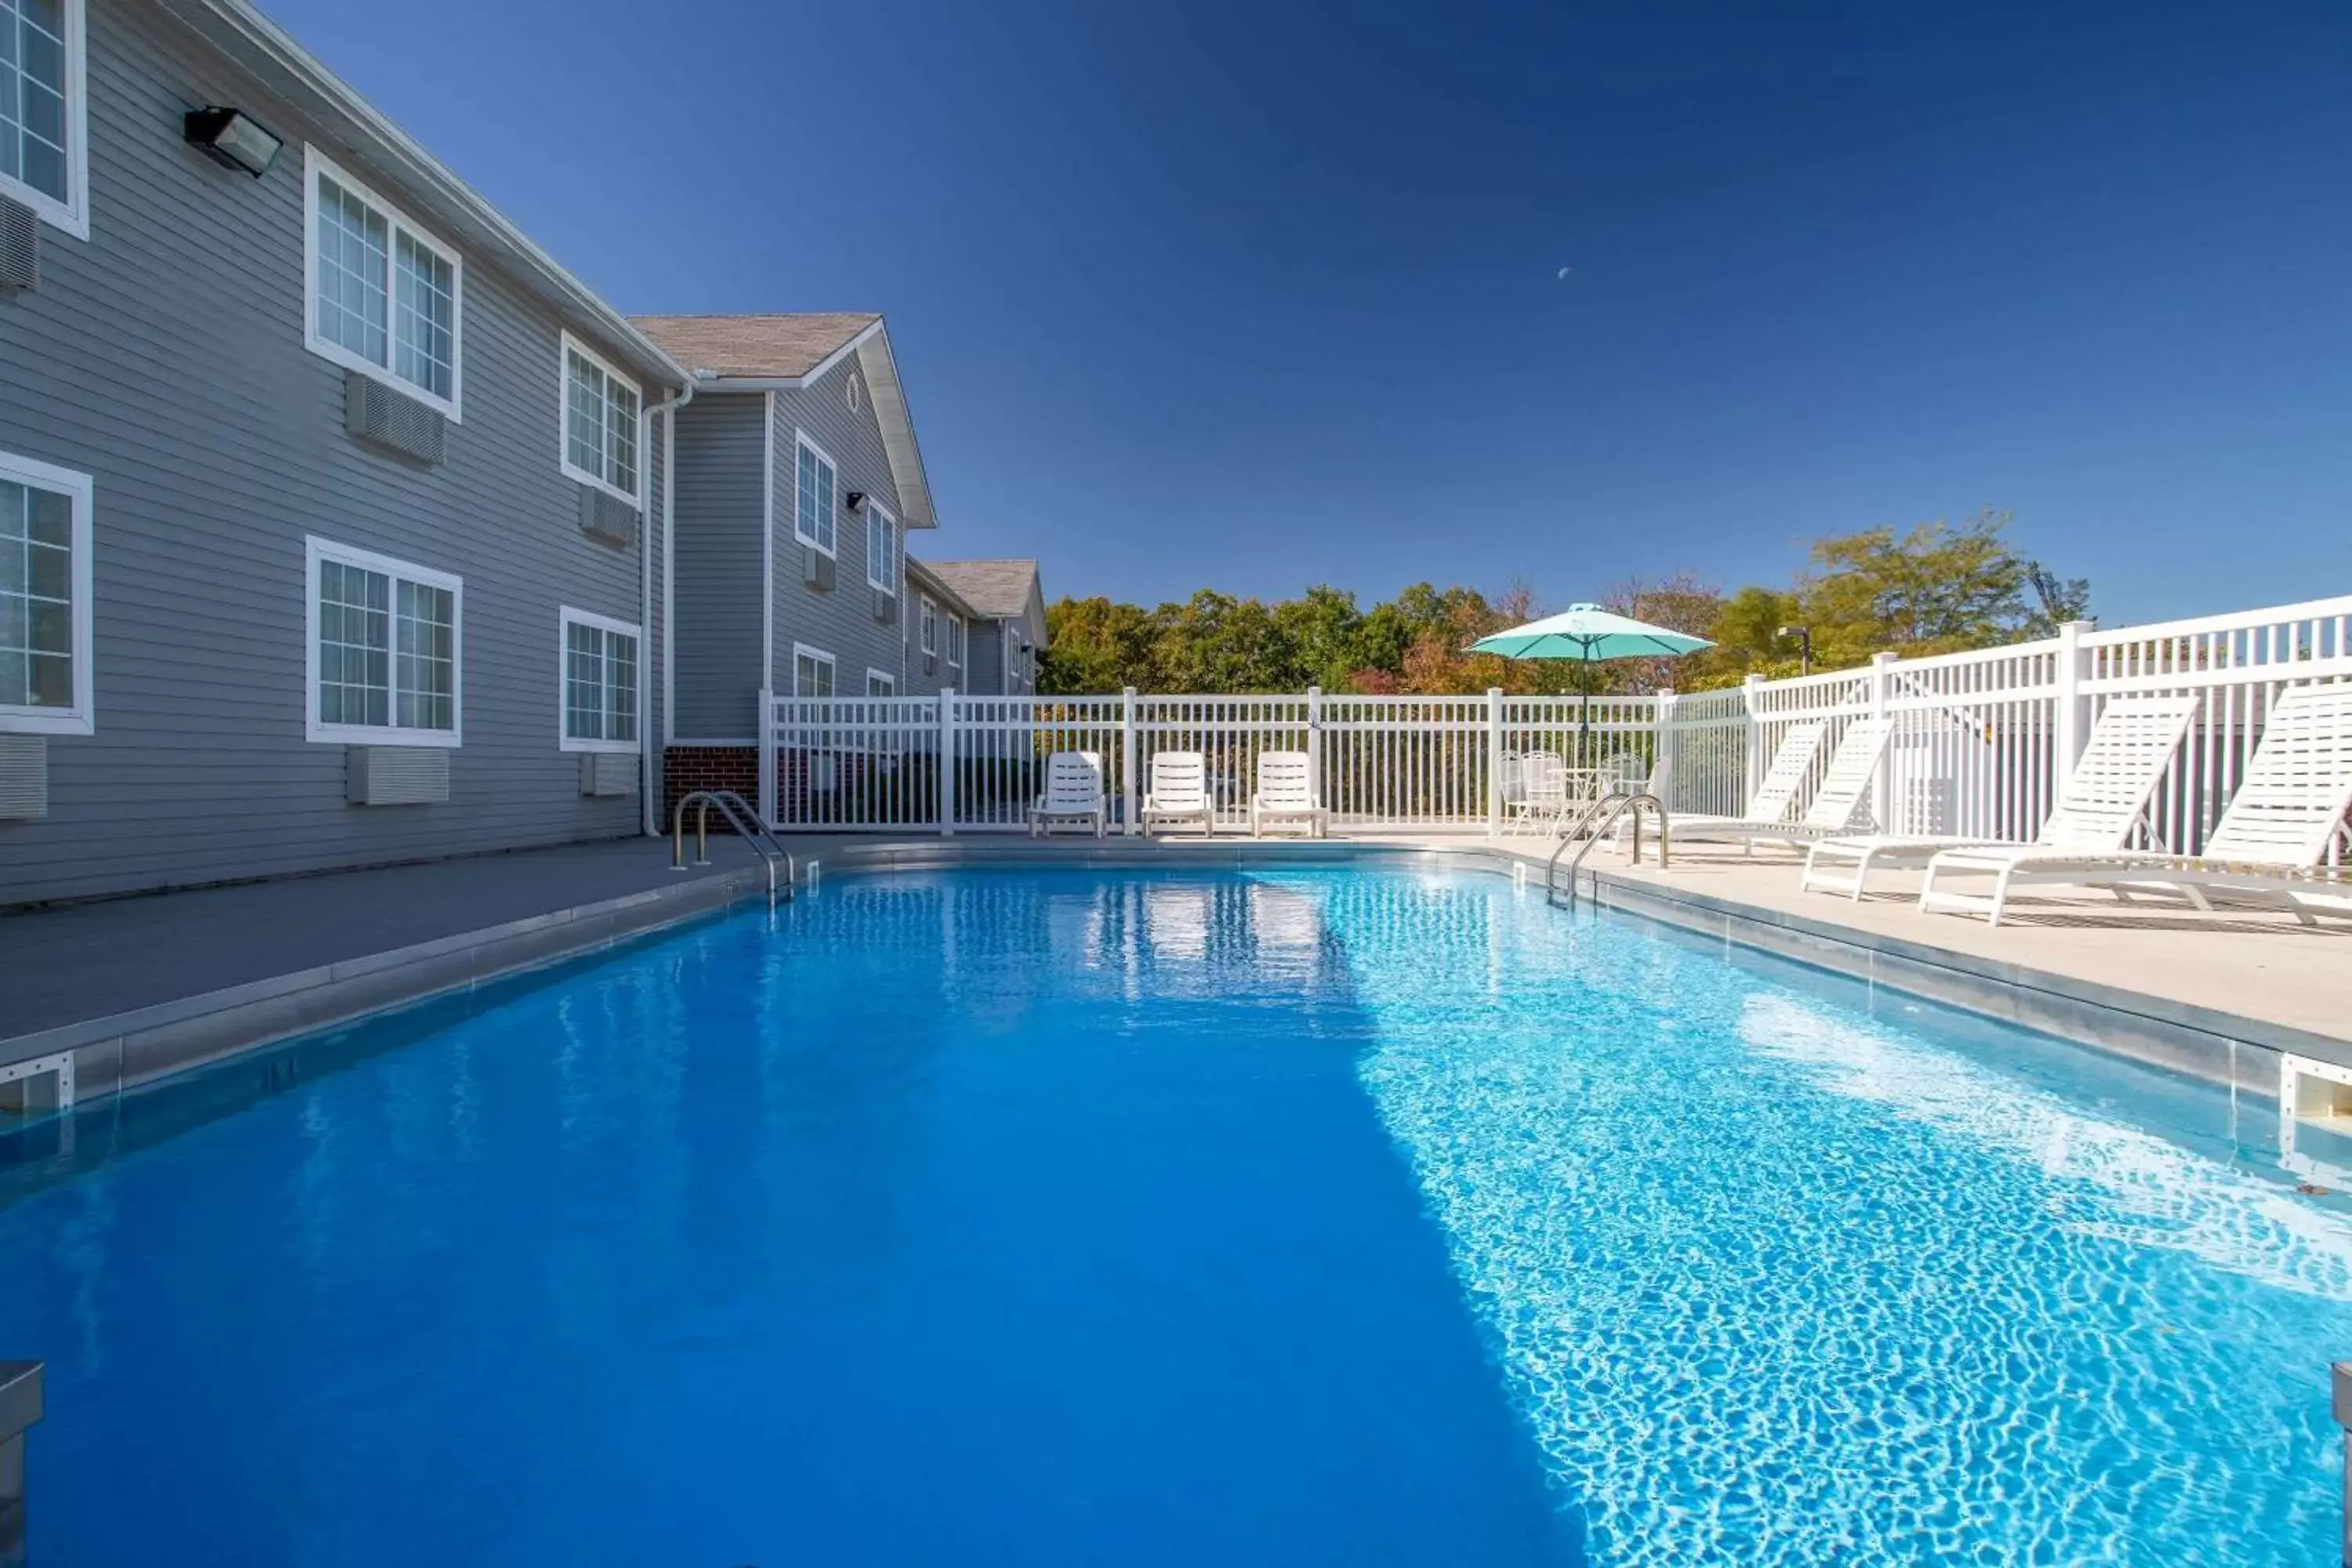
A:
[1557,267,1573,280]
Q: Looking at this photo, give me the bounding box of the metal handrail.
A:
[671,789,794,904]
[1546,791,1669,906]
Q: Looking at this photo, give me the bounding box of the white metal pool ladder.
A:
[1544,791,1668,907]
[671,789,795,904]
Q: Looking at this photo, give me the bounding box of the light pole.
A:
[1777,625,1812,677]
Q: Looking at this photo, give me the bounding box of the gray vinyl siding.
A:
[771,358,916,697]
[668,393,766,737]
[0,0,670,905]
[964,622,1007,695]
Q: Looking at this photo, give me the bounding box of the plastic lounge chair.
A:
[1142,750,1217,837]
[1916,684,2352,927]
[1802,695,2199,900]
[1250,751,1327,838]
[1675,717,1893,853]
[1658,720,1829,849]
[1029,750,1107,837]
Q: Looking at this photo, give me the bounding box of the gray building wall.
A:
[668,392,765,739]
[0,0,670,906]
[769,356,926,699]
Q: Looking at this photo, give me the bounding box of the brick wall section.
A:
[662,746,758,829]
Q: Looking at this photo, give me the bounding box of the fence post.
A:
[1654,688,1677,810]
[1306,685,1325,823]
[756,688,777,827]
[1486,687,1504,838]
[1122,687,1139,837]
[1741,673,1765,811]
[1868,651,1897,831]
[2053,619,2092,779]
[938,688,956,837]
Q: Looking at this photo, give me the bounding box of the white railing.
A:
[755,594,2352,858]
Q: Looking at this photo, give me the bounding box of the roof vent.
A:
[0,194,37,293]
[344,371,446,466]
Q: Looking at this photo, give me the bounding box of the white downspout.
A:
[641,373,698,835]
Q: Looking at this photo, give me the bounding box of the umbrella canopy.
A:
[1468,604,1714,662]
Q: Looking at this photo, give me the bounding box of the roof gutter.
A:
[173,0,692,394]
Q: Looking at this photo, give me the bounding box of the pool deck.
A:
[4,827,2347,1105]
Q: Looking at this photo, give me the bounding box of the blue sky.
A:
[270,0,2350,625]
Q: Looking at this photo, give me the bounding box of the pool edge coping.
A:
[5,836,2339,1109]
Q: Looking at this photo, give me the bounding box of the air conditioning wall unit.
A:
[345,371,447,466]
[0,735,46,819]
[578,486,638,547]
[871,586,895,624]
[0,193,38,292]
[579,752,638,797]
[802,547,834,593]
[347,746,449,805]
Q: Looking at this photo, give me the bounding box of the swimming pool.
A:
[2,866,2346,1565]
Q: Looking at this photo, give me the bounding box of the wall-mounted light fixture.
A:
[843,491,867,514]
[183,107,284,178]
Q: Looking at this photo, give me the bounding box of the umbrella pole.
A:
[1581,648,1593,771]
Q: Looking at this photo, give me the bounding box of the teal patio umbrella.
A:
[1468,603,1715,758]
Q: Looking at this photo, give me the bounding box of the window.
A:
[306,537,461,745]
[793,643,835,697]
[946,614,964,669]
[0,0,85,237]
[0,451,92,735]
[306,147,463,418]
[919,596,937,656]
[559,607,640,753]
[793,432,837,556]
[865,502,898,593]
[866,669,895,697]
[561,333,641,503]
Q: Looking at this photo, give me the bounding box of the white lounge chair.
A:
[1917,684,2352,926]
[1029,750,1107,837]
[1675,717,1893,852]
[1142,750,1217,837]
[1802,695,2199,900]
[1658,719,1831,851]
[1250,751,1327,837]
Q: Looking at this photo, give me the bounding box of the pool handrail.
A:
[671,789,795,904]
[1546,792,1669,906]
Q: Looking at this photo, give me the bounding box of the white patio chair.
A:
[1659,720,1829,851]
[1250,751,1327,838]
[1029,750,1107,837]
[1802,695,2199,900]
[1142,750,1217,837]
[1508,751,1569,834]
[1916,684,2352,927]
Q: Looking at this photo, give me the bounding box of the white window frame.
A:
[0,0,88,238]
[303,145,465,421]
[792,641,837,697]
[557,605,642,755]
[792,430,837,557]
[947,613,964,670]
[865,499,898,593]
[0,450,93,735]
[303,535,463,746]
[557,331,644,506]
[920,595,938,656]
[865,668,895,697]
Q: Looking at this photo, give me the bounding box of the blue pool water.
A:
[3,866,2348,1565]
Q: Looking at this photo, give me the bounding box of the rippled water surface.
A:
[2,868,2347,1566]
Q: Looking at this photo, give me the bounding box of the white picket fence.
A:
[757,593,2352,859]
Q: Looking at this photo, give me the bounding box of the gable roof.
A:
[631,313,935,532]
[629,314,880,381]
[165,1,689,392]
[906,557,982,620]
[921,560,1041,621]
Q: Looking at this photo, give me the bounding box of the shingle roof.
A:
[921,560,1040,620]
[630,313,880,379]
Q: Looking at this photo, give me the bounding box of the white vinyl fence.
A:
[757,593,2352,860]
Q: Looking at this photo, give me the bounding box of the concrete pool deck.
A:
[2,827,2347,1108]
